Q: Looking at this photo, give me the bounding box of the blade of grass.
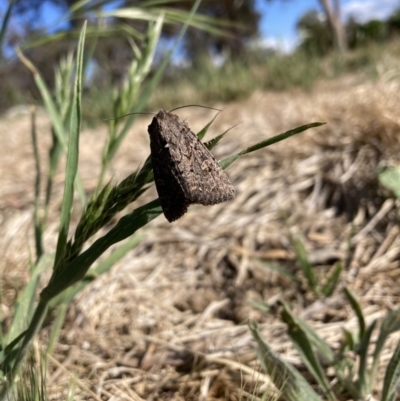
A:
[381,339,400,401]
[110,0,202,159]
[0,0,16,62]
[321,261,342,297]
[16,48,86,206]
[197,111,222,141]
[30,105,44,261]
[220,122,326,169]
[281,304,336,400]
[371,309,400,384]
[49,233,144,309]
[204,124,238,150]
[278,301,335,364]
[41,200,161,302]
[259,260,299,283]
[344,286,366,339]
[358,320,377,397]
[6,254,52,348]
[249,321,323,401]
[291,236,318,295]
[54,22,86,271]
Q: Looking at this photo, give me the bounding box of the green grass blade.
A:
[16,48,86,207]
[111,0,202,159]
[381,339,400,401]
[371,309,400,383]
[259,260,299,283]
[54,22,86,270]
[278,301,335,364]
[321,261,342,297]
[281,304,336,400]
[249,321,323,401]
[49,233,143,308]
[108,14,164,160]
[0,330,27,365]
[220,122,325,169]
[358,320,377,397]
[16,48,67,150]
[6,255,52,347]
[197,111,222,141]
[291,236,318,295]
[46,302,68,357]
[41,200,161,302]
[0,0,16,62]
[204,124,238,150]
[344,286,366,338]
[30,106,44,261]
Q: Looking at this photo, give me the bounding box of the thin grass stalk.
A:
[0,0,16,63]
[46,302,68,357]
[16,48,86,207]
[30,106,44,261]
[54,22,86,269]
[108,0,202,159]
[5,300,48,380]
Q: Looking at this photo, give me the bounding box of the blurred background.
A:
[1,0,400,121]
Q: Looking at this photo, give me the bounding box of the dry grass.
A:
[1,71,400,400]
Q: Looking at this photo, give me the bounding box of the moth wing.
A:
[151,148,188,222]
[171,127,235,206]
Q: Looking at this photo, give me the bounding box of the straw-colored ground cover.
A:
[1,72,400,400]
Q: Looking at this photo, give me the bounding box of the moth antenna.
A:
[169,105,222,113]
[103,112,156,122]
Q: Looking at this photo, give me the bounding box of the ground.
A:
[1,73,400,400]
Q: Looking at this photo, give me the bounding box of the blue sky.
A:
[1,0,400,50]
[255,0,400,50]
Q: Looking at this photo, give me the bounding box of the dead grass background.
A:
[1,71,400,400]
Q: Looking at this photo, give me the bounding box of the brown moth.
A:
[148,110,235,222]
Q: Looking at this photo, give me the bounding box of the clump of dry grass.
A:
[1,71,400,399]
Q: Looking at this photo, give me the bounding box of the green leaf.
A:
[378,166,400,198]
[281,305,336,400]
[0,0,17,63]
[53,22,86,272]
[344,287,366,339]
[109,1,203,156]
[204,124,238,150]
[249,321,323,401]
[197,111,221,141]
[0,330,27,366]
[371,309,400,384]
[6,255,52,348]
[291,236,317,295]
[220,122,326,170]
[381,339,400,401]
[259,260,299,283]
[49,233,143,308]
[40,200,161,302]
[30,106,43,260]
[279,301,335,365]
[16,49,86,206]
[321,261,342,297]
[357,320,377,397]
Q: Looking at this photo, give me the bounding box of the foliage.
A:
[297,11,333,56]
[257,235,342,302]
[250,291,400,400]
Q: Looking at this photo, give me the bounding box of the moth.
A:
[148,110,235,222]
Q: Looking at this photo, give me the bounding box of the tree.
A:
[265,0,348,53]
[318,0,347,52]
[297,11,333,55]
